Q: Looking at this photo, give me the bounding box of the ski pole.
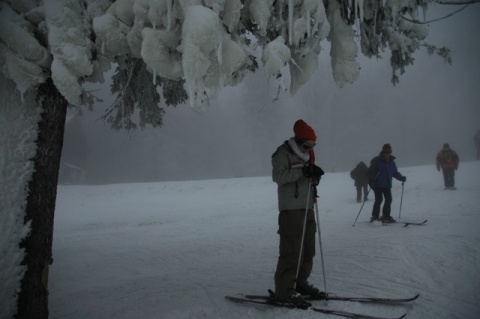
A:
[352,187,372,227]
[293,182,312,292]
[314,195,328,295]
[399,182,405,218]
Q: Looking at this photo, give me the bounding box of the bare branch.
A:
[401,4,470,24]
[435,0,480,4]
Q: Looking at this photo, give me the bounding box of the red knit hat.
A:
[293,120,316,141]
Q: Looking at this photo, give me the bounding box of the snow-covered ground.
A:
[49,161,480,319]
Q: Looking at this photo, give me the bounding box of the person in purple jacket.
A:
[367,144,406,223]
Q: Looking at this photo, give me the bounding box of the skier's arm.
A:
[272,148,303,186]
[367,159,378,187]
[393,162,406,182]
[435,152,441,171]
[453,151,460,170]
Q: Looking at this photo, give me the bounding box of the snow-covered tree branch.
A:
[1,0,460,116]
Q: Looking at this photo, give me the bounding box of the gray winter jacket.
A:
[272,141,315,211]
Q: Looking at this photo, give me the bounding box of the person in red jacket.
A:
[435,143,460,190]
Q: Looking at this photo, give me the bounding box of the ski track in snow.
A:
[49,163,480,319]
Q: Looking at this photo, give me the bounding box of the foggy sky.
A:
[60,4,480,185]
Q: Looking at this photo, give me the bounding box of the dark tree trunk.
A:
[16,78,68,319]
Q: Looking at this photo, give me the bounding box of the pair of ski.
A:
[381,219,427,227]
[225,289,419,319]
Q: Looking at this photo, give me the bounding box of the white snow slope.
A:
[49,161,480,319]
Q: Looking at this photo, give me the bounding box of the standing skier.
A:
[271,119,324,305]
[368,144,406,223]
[350,161,369,203]
[436,143,460,190]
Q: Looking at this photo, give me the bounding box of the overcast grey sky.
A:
[61,4,480,184]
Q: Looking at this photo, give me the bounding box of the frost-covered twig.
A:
[400,4,469,24]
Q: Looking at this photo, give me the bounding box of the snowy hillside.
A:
[49,161,480,319]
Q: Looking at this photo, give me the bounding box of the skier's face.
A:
[300,140,316,153]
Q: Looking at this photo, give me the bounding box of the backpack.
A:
[443,150,453,163]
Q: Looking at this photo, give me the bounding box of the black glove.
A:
[368,180,375,189]
[312,165,325,179]
[402,176,407,182]
[302,164,324,179]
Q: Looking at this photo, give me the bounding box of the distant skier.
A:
[270,119,325,306]
[368,144,406,223]
[474,129,480,160]
[436,143,460,190]
[350,161,369,203]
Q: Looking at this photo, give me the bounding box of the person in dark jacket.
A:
[368,144,406,223]
[350,161,369,203]
[435,143,460,190]
[271,119,325,306]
